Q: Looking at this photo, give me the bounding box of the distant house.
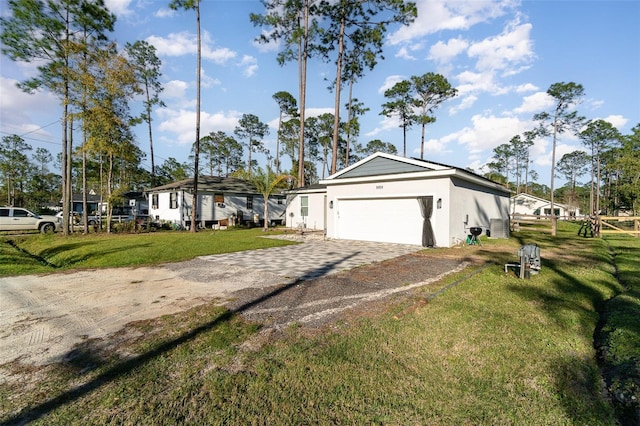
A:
[68,191,148,217]
[147,176,286,229]
[511,193,580,218]
[70,192,101,215]
[286,152,511,247]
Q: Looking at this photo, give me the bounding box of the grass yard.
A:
[597,233,640,423]
[0,228,297,277]
[1,223,639,424]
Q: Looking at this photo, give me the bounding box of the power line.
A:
[0,130,61,146]
[19,120,61,137]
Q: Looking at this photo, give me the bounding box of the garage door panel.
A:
[337,198,423,245]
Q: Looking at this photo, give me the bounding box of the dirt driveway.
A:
[0,238,466,369]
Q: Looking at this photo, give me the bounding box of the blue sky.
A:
[1,0,639,188]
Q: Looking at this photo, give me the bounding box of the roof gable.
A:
[320,152,509,195]
[512,193,547,203]
[330,152,447,180]
[512,193,569,209]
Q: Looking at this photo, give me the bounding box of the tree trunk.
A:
[82,134,88,234]
[67,114,74,233]
[263,196,269,232]
[330,11,345,176]
[191,0,201,233]
[589,149,595,215]
[550,112,558,236]
[61,8,70,236]
[61,106,69,235]
[297,1,309,187]
[402,123,407,157]
[596,148,601,215]
[420,120,425,160]
[345,76,354,167]
[146,84,155,188]
[276,110,282,175]
[107,155,113,234]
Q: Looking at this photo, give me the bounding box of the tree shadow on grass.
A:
[3,239,60,269]
[1,252,361,425]
[505,235,625,423]
[32,240,156,269]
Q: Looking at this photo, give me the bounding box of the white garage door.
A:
[336,197,424,245]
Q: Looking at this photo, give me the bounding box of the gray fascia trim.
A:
[320,169,454,185]
[284,188,327,195]
[320,168,510,195]
[452,169,512,195]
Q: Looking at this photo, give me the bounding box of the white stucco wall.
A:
[325,176,451,246]
[285,191,326,230]
[449,177,510,245]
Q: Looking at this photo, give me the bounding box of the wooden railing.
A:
[598,216,640,238]
[510,214,556,233]
[510,214,640,238]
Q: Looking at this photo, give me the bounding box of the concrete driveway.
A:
[0,239,422,367]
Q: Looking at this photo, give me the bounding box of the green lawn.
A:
[0,228,297,276]
[1,224,638,424]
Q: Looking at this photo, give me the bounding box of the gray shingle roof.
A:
[148,176,260,194]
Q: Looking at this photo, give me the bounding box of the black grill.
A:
[469,227,483,237]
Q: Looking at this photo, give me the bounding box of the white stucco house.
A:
[511,193,580,218]
[147,176,286,229]
[286,152,511,247]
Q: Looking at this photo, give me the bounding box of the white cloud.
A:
[388,0,517,45]
[428,37,469,64]
[535,141,578,168]
[467,20,534,74]
[203,45,236,64]
[515,83,538,93]
[378,75,406,94]
[449,94,478,114]
[252,30,280,53]
[304,107,334,118]
[154,7,176,18]
[147,31,236,65]
[449,113,531,154]
[512,91,554,115]
[200,68,222,89]
[200,110,243,135]
[601,114,628,128]
[423,137,452,156]
[0,76,59,139]
[157,108,242,145]
[163,80,189,100]
[104,0,134,17]
[147,32,195,57]
[454,70,499,95]
[267,117,280,130]
[238,55,258,77]
[586,98,605,111]
[365,115,401,138]
[395,47,416,60]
